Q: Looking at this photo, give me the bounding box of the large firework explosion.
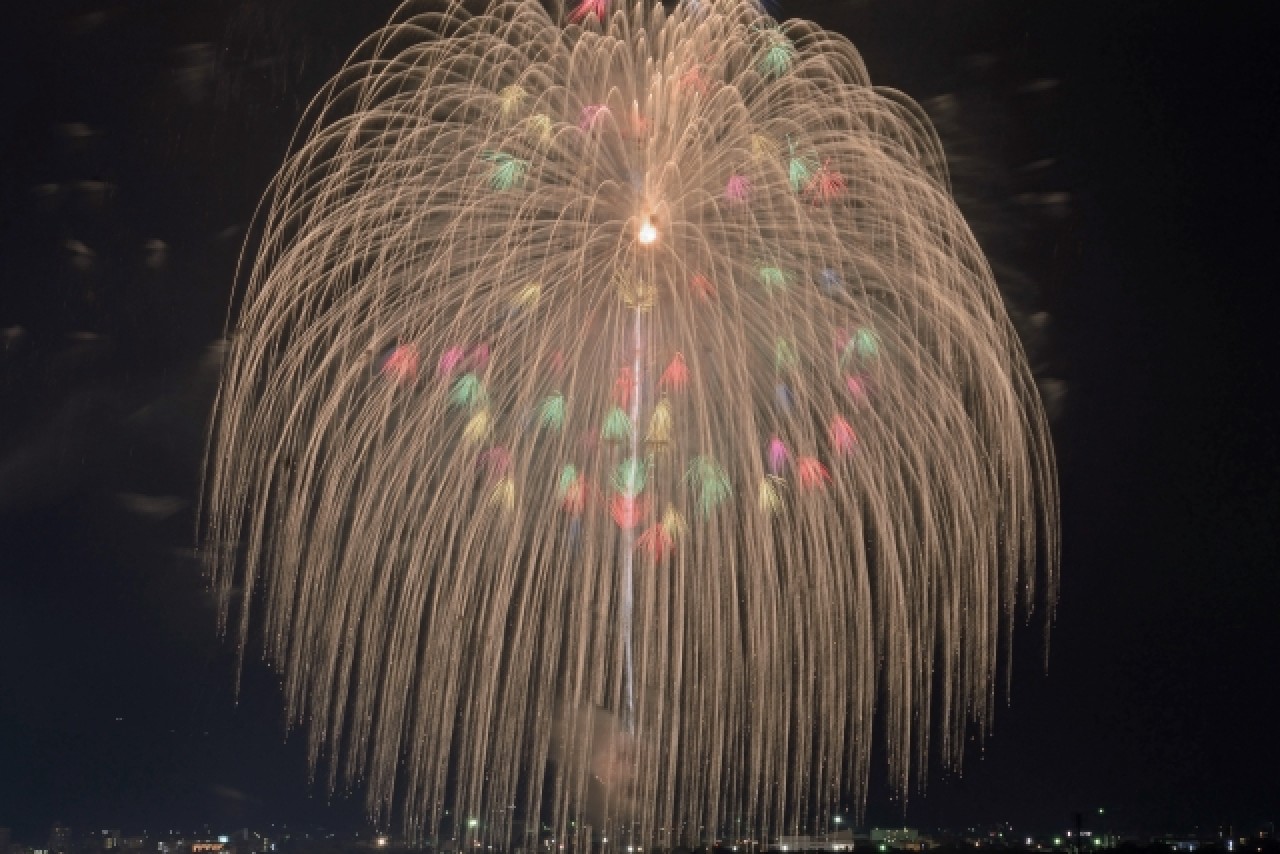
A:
[202,0,1058,846]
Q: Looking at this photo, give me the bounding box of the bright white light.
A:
[637,220,657,245]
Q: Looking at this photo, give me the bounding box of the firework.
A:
[203,0,1059,846]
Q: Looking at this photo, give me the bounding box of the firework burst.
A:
[203,0,1059,846]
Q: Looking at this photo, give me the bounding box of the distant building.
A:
[49,826,73,854]
[82,829,122,854]
[770,830,862,851]
[187,842,228,854]
[873,828,929,851]
[1,827,11,854]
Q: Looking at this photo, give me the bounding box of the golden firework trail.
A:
[202,0,1059,846]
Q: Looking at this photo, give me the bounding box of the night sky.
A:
[2,0,1276,842]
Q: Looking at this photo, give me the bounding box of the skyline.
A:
[2,817,1276,851]
[1,0,1276,842]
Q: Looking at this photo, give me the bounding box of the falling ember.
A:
[203,0,1059,848]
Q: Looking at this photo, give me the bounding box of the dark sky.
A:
[1,0,1276,843]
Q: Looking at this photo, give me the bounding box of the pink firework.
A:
[659,353,689,392]
[767,436,790,475]
[381,344,419,384]
[845,374,871,402]
[637,523,674,562]
[679,65,710,96]
[690,273,716,300]
[795,456,832,491]
[568,0,608,23]
[725,173,750,204]
[610,494,648,529]
[613,366,634,408]
[578,104,610,131]
[437,345,465,377]
[480,446,512,480]
[805,159,846,205]
[549,349,568,375]
[829,416,857,455]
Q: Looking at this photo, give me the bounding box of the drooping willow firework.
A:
[203,0,1058,846]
